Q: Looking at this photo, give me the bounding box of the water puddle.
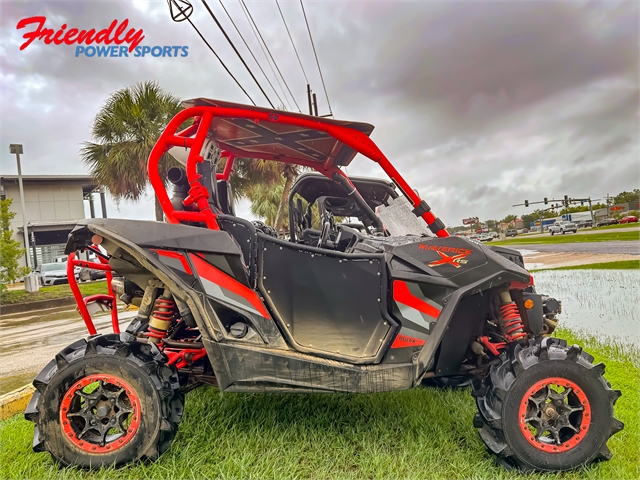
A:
[534,270,639,347]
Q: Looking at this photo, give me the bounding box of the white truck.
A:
[549,220,578,235]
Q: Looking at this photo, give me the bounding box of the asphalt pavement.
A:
[514,225,638,239]
[513,241,639,255]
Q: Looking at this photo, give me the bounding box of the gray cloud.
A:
[1,0,638,225]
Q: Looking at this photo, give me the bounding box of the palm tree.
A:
[81,81,183,221]
[221,157,302,235]
[273,164,299,234]
[248,182,285,228]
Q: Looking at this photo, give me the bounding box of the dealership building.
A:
[0,175,106,269]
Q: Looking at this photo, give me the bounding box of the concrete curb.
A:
[1,296,77,315]
[0,384,35,421]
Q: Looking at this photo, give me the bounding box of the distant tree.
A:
[613,189,640,205]
[81,81,184,221]
[0,198,30,290]
[500,214,517,224]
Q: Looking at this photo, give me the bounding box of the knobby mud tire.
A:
[473,338,623,472]
[24,333,184,469]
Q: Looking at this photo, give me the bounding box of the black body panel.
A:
[258,234,398,364]
[205,341,415,393]
[216,215,259,287]
[433,293,489,376]
[65,218,240,257]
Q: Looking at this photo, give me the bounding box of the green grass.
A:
[0,328,637,480]
[0,282,108,306]
[531,260,640,272]
[492,230,639,245]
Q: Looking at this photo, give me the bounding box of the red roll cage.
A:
[148,98,450,238]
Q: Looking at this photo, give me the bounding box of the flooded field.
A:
[534,270,639,347]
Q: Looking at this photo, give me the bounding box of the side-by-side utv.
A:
[25,99,622,471]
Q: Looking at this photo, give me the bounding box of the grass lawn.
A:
[492,230,639,246]
[1,282,108,306]
[0,327,637,480]
[531,260,640,272]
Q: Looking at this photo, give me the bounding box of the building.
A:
[0,175,106,269]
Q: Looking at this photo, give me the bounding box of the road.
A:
[0,305,137,394]
[514,240,640,255]
[514,225,638,239]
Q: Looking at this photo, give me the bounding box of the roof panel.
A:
[182,98,374,167]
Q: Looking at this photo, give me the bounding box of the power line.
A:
[240,0,302,112]
[200,0,274,108]
[217,0,287,108]
[275,0,308,84]
[300,0,333,116]
[237,0,292,110]
[169,0,256,105]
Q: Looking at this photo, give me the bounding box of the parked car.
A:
[479,234,493,242]
[596,218,619,227]
[549,221,577,235]
[576,220,593,228]
[36,262,71,286]
[516,228,528,234]
[78,267,108,282]
[469,233,480,240]
[505,229,517,237]
[490,231,500,238]
[618,215,638,224]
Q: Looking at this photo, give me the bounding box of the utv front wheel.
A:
[25,334,183,469]
[474,339,623,472]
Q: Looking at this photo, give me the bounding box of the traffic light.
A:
[524,200,529,207]
[544,197,548,205]
[564,195,569,207]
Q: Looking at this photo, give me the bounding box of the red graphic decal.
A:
[418,244,472,255]
[391,334,426,348]
[393,281,442,319]
[428,250,471,268]
[152,249,193,274]
[189,253,271,318]
[16,16,144,52]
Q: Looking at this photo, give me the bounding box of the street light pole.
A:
[9,144,31,269]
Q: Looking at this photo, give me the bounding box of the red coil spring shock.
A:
[146,295,176,344]
[499,302,527,342]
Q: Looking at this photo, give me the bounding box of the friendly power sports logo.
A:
[16,16,189,58]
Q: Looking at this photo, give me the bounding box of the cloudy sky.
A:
[1,0,638,226]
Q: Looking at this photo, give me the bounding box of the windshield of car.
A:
[376,196,434,237]
[42,263,67,272]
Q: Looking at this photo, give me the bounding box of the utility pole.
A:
[9,144,30,269]
[588,197,594,225]
[306,84,313,115]
[100,191,108,218]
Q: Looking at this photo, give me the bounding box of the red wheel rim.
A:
[60,375,141,453]
[518,376,591,453]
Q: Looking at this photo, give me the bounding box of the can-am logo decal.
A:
[419,244,472,268]
[16,16,189,58]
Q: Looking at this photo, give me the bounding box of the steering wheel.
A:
[317,221,331,249]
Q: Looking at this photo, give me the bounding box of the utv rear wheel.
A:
[474,339,623,472]
[25,334,183,469]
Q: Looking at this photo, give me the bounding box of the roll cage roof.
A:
[148,98,449,238]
